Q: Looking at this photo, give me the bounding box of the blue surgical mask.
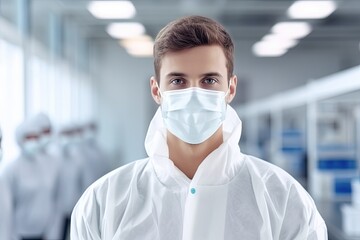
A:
[160,87,228,144]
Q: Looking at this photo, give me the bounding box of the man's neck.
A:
[167,127,223,179]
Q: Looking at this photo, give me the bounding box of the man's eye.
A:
[170,78,185,85]
[203,78,218,84]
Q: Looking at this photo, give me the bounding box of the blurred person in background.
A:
[54,121,109,240]
[50,124,86,240]
[32,113,64,240]
[34,113,57,157]
[0,126,13,239]
[71,16,327,239]
[65,124,96,190]
[81,121,110,181]
[1,118,58,240]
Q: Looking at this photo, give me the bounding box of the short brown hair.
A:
[153,15,234,80]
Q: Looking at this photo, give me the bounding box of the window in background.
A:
[71,68,81,121]
[76,73,94,122]
[47,61,59,125]
[57,62,73,124]
[0,39,25,163]
[27,55,50,115]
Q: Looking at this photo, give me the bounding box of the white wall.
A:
[93,40,157,168]
[234,40,360,102]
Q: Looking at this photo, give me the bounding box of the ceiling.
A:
[1,0,360,48]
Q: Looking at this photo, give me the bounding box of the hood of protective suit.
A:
[33,113,53,150]
[16,119,41,146]
[15,119,42,156]
[34,112,51,130]
[145,105,244,187]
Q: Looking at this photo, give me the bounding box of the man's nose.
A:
[188,80,201,88]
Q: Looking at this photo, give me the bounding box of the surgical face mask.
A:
[71,135,83,144]
[23,140,41,156]
[160,87,228,144]
[60,136,71,148]
[40,135,51,149]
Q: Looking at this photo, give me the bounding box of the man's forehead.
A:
[159,46,227,77]
[162,45,226,60]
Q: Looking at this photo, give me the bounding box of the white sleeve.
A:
[70,188,102,240]
[279,183,328,240]
[307,220,328,240]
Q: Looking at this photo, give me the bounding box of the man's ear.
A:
[226,75,237,104]
[150,77,161,105]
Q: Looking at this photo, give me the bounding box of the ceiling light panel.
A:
[262,34,298,49]
[288,1,337,19]
[120,35,153,48]
[107,22,145,39]
[88,1,136,19]
[126,41,153,57]
[252,41,287,57]
[271,22,312,39]
[119,35,154,57]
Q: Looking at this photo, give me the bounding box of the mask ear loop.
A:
[155,81,163,102]
[225,79,232,103]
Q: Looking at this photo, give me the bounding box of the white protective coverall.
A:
[0,126,13,239]
[71,106,327,240]
[58,141,84,216]
[1,119,59,238]
[43,124,86,240]
[81,124,110,182]
[0,170,13,240]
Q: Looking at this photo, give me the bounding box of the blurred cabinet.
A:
[237,65,360,198]
[237,65,360,239]
[310,98,360,201]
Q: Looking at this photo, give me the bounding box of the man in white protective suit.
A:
[0,126,13,240]
[1,118,58,240]
[71,16,327,240]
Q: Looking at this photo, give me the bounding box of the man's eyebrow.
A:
[165,72,187,78]
[201,72,224,78]
[166,72,224,78]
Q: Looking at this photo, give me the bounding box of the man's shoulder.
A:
[241,155,326,237]
[91,157,150,192]
[243,154,316,208]
[244,154,296,186]
[244,154,313,200]
[72,158,151,219]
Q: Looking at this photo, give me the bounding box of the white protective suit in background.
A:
[63,124,95,191]
[1,119,58,239]
[47,125,85,240]
[56,126,85,216]
[32,113,63,240]
[0,173,13,240]
[81,122,110,182]
[0,127,13,240]
[71,106,327,240]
